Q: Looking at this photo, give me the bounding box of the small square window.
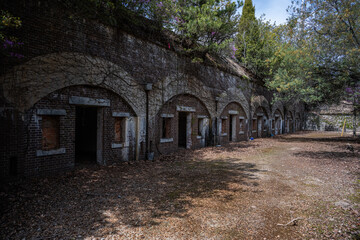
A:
[42,115,60,150]
[221,119,227,133]
[115,117,125,143]
[239,119,244,131]
[252,119,257,130]
[162,118,172,139]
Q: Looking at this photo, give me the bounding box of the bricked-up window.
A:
[221,119,226,133]
[162,118,172,139]
[114,117,125,142]
[239,119,244,132]
[42,115,60,150]
[252,119,257,131]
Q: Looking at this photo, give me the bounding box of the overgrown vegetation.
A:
[0,10,23,58]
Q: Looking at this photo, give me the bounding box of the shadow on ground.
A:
[0,151,263,239]
[293,151,359,160]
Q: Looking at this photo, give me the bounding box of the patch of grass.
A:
[347,192,360,204]
[303,183,319,188]
[166,189,183,200]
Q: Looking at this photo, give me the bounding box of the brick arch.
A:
[0,52,145,117]
[253,106,269,118]
[217,87,249,119]
[151,75,215,120]
[251,95,271,118]
[286,110,294,120]
[271,101,284,119]
[219,101,247,119]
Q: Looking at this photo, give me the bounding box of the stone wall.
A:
[305,102,359,132]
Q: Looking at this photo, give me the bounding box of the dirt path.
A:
[1,132,359,239]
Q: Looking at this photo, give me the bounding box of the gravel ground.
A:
[1,131,359,239]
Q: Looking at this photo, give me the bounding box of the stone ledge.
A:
[160,114,174,118]
[160,138,173,143]
[37,109,66,116]
[229,110,239,115]
[176,106,195,112]
[36,148,66,157]
[112,112,130,117]
[239,131,245,134]
[112,142,129,148]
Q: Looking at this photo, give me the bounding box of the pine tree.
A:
[236,0,263,76]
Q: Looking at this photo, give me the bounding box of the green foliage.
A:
[0,10,23,58]
[235,0,275,78]
[265,0,360,106]
[0,10,21,41]
[169,0,241,57]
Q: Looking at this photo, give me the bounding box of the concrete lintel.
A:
[36,148,66,157]
[161,114,174,118]
[239,131,245,134]
[69,96,110,107]
[252,130,257,132]
[160,138,173,143]
[112,112,130,117]
[257,113,264,117]
[239,116,245,120]
[221,116,228,119]
[111,143,123,148]
[37,109,66,116]
[111,142,129,148]
[229,110,239,115]
[197,115,208,119]
[196,135,202,139]
[275,114,280,117]
[176,106,195,112]
[221,133,228,136]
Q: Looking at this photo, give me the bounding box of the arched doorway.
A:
[252,107,269,138]
[219,102,247,143]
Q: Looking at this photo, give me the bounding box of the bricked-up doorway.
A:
[178,112,187,148]
[75,107,98,164]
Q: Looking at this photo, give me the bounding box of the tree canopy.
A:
[266,0,360,106]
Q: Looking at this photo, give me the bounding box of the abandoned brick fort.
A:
[0,1,305,180]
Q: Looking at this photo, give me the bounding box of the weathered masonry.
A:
[0,1,305,179]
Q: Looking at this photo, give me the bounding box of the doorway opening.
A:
[257,116,262,138]
[75,107,98,164]
[178,112,187,148]
[229,115,233,141]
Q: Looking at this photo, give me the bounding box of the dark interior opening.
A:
[257,117,262,137]
[9,156,18,176]
[178,112,187,148]
[75,107,97,164]
[229,115,233,141]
